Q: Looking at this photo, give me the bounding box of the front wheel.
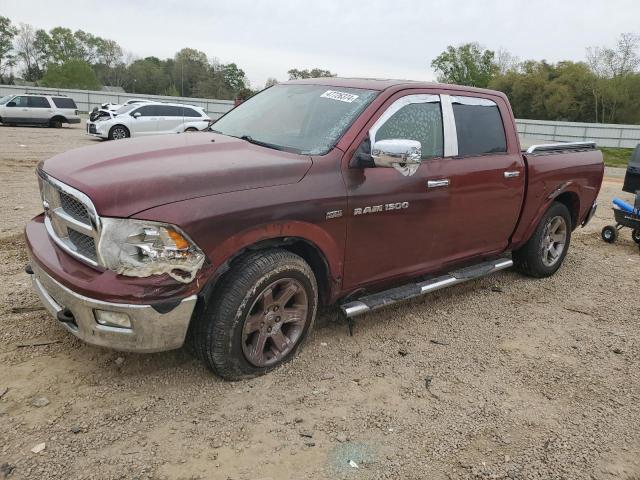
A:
[108,125,130,140]
[192,249,318,380]
[632,229,640,244]
[514,202,572,278]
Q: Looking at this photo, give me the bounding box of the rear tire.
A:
[602,226,618,243]
[632,229,640,244]
[513,202,572,278]
[49,118,63,128]
[191,249,318,380]
[108,125,130,140]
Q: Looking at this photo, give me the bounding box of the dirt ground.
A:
[1,123,639,480]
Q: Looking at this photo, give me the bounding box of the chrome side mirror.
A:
[371,139,421,176]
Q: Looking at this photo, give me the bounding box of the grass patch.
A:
[600,147,634,168]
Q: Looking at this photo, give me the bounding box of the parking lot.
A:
[0,123,639,479]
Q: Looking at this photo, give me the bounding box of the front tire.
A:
[192,249,318,380]
[632,229,640,244]
[514,202,572,278]
[108,125,130,140]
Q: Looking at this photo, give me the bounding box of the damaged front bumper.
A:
[27,260,197,352]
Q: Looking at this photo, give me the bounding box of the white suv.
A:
[86,102,212,140]
[0,93,81,127]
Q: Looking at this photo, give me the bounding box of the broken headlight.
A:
[97,218,205,283]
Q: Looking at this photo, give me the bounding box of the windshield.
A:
[0,95,13,105]
[115,104,138,115]
[212,84,377,155]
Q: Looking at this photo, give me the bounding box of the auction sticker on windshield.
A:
[320,90,359,103]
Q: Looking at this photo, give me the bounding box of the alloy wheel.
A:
[541,215,568,267]
[241,278,308,367]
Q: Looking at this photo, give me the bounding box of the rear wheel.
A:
[632,229,640,244]
[601,226,618,243]
[109,125,130,140]
[49,117,63,128]
[191,249,318,380]
[514,202,572,278]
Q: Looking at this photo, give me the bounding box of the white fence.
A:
[0,85,234,119]
[516,118,640,149]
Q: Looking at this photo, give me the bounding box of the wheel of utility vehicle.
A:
[49,118,63,128]
[601,225,618,243]
[109,125,129,140]
[632,229,640,244]
[513,202,572,278]
[193,249,318,380]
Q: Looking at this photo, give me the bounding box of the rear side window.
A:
[28,96,51,108]
[452,96,506,156]
[373,97,443,159]
[52,97,77,109]
[182,107,202,117]
[134,105,158,116]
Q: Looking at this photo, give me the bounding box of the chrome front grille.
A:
[38,170,101,267]
[59,191,91,224]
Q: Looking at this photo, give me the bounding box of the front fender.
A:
[210,221,343,284]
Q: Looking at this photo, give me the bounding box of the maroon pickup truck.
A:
[25,78,604,379]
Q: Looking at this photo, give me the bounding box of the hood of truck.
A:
[40,132,313,217]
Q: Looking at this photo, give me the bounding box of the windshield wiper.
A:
[238,135,286,151]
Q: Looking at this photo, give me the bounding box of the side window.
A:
[52,97,77,109]
[10,96,29,107]
[372,96,444,159]
[135,105,158,116]
[182,107,201,117]
[28,96,51,108]
[452,96,506,156]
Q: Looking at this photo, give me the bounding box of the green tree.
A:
[41,59,100,89]
[431,43,498,88]
[173,48,210,96]
[287,68,336,80]
[0,16,17,79]
[125,57,170,94]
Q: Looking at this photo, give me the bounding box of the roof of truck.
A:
[284,77,505,97]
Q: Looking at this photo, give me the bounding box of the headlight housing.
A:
[97,218,205,283]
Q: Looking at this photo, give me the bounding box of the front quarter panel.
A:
[132,149,347,301]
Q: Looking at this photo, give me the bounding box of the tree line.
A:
[0,16,339,101]
[431,34,640,124]
[0,17,260,100]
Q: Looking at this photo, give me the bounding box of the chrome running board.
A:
[340,257,513,318]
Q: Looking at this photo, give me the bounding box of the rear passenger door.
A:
[28,96,53,123]
[156,105,185,133]
[425,94,525,263]
[129,105,159,136]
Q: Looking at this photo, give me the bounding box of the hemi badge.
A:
[326,210,343,219]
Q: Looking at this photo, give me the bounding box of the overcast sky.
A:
[3,0,640,87]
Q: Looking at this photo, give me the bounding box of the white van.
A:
[86,102,212,140]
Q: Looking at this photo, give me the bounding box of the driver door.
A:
[342,93,446,289]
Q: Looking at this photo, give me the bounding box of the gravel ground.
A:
[0,124,639,480]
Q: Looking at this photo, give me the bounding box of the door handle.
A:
[504,171,520,178]
[427,179,450,188]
